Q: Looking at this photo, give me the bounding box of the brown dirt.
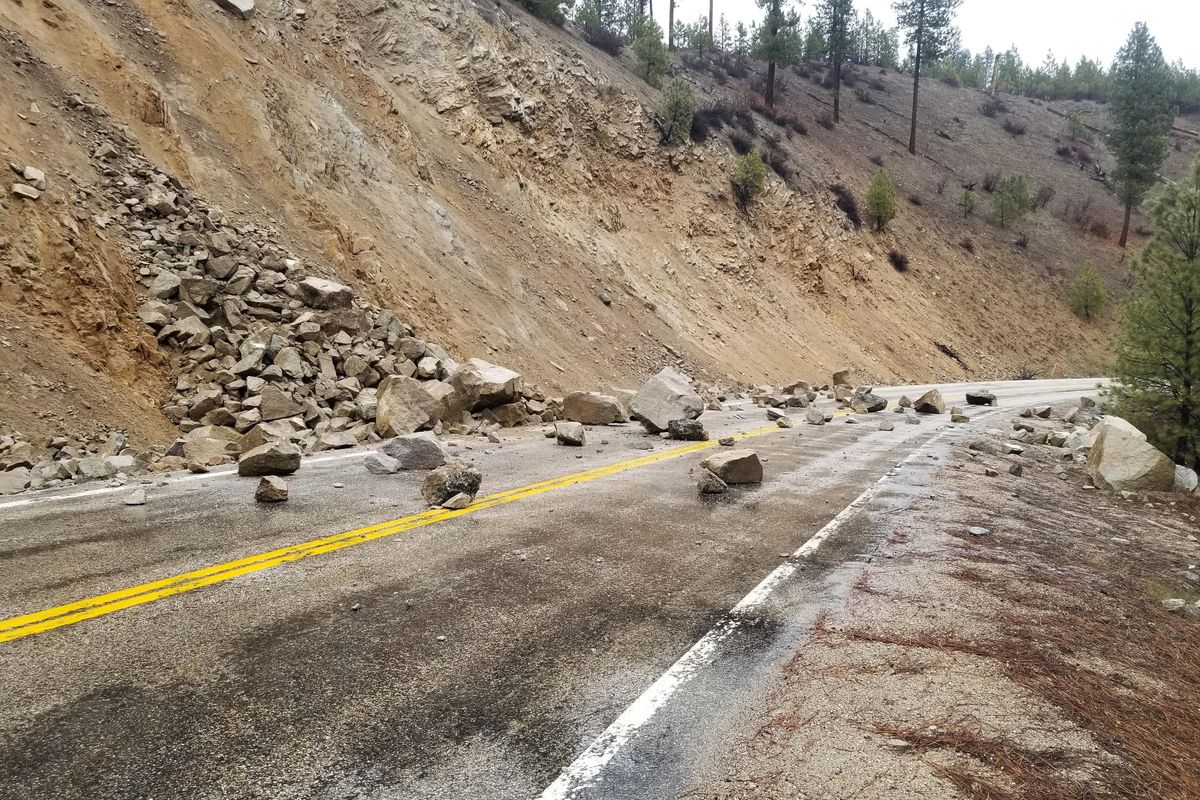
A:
[0,0,1197,446]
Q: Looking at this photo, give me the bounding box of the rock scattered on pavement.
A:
[255,475,288,502]
[667,419,708,441]
[699,449,763,484]
[965,389,997,406]
[629,367,704,433]
[696,468,728,494]
[238,441,302,476]
[562,391,625,425]
[380,432,448,469]
[363,452,400,474]
[421,461,482,506]
[913,389,945,415]
[554,421,586,446]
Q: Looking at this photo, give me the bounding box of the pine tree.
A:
[655,78,696,145]
[816,0,854,123]
[892,0,961,154]
[753,0,801,108]
[1068,264,1107,321]
[633,19,669,87]
[1112,155,1200,468]
[732,151,768,213]
[1109,22,1174,248]
[717,14,731,51]
[865,169,898,231]
[990,174,1031,228]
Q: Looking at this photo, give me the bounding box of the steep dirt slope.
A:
[0,0,1195,446]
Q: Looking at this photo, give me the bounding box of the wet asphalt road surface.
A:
[0,379,1100,799]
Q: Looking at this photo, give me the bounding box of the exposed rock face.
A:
[554,421,586,446]
[699,449,763,484]
[667,419,707,441]
[450,359,523,411]
[375,376,439,437]
[1085,419,1175,492]
[966,389,998,406]
[562,391,625,425]
[380,433,448,469]
[913,389,946,415]
[255,475,288,502]
[421,461,483,506]
[629,367,704,433]
[238,441,302,476]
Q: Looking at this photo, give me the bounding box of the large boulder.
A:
[238,441,302,477]
[913,389,945,415]
[554,421,586,446]
[699,450,763,484]
[832,369,853,387]
[255,476,288,502]
[850,389,887,413]
[380,433,448,469]
[450,358,523,411]
[259,387,305,423]
[298,277,353,309]
[667,419,708,441]
[1085,419,1175,492]
[563,391,625,425]
[1175,465,1199,494]
[0,467,30,494]
[965,389,998,406]
[421,461,483,506]
[629,367,704,433]
[375,375,439,436]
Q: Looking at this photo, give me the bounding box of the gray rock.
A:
[718,437,735,446]
[555,421,586,446]
[124,488,147,506]
[1175,465,1199,494]
[1085,418,1174,492]
[832,369,853,387]
[11,183,40,200]
[375,375,439,436]
[967,526,991,537]
[667,419,708,441]
[259,386,305,422]
[256,475,288,502]
[298,277,353,309]
[629,367,704,433]
[364,452,400,474]
[238,441,301,476]
[696,468,728,494]
[1035,406,1053,418]
[421,461,483,506]
[913,389,945,414]
[965,389,997,406]
[449,358,523,411]
[562,391,625,425]
[898,395,913,408]
[380,433,448,469]
[699,449,763,484]
[0,467,31,493]
[850,389,887,413]
[804,406,826,425]
[878,420,894,432]
[441,493,472,509]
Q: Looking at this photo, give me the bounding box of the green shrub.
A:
[865,169,897,231]
[655,78,697,146]
[958,189,977,216]
[991,174,1032,228]
[633,20,669,87]
[519,0,565,26]
[731,151,768,212]
[1068,264,1107,321]
[1065,112,1087,141]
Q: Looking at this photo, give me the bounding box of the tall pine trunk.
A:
[907,3,924,155]
[833,57,842,123]
[668,0,675,50]
[708,0,713,45]
[766,61,777,108]
[1119,198,1133,247]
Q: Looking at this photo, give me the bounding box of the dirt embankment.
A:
[1,0,1197,447]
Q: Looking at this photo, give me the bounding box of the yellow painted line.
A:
[0,422,796,644]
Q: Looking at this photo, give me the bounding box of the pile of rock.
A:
[0,431,153,494]
[9,162,45,201]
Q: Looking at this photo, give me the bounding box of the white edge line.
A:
[0,449,368,511]
[537,426,959,800]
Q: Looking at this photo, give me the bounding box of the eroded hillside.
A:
[1,0,1197,447]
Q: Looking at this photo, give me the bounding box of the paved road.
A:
[0,379,1100,799]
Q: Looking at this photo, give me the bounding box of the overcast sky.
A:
[652,0,1200,69]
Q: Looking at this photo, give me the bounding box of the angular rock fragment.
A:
[699,449,763,484]
[563,391,625,425]
[554,421,586,446]
[668,419,708,441]
[421,461,482,506]
[380,433,448,469]
[629,367,703,433]
[256,476,288,502]
[238,441,301,476]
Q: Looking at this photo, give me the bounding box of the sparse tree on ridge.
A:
[892,0,961,154]
[655,78,697,145]
[1112,155,1200,469]
[633,18,669,86]
[816,0,854,124]
[753,0,802,108]
[1068,264,1107,321]
[1109,22,1174,248]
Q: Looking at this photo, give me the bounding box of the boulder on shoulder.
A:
[554,421,586,446]
[563,391,625,425]
[238,441,301,477]
[667,419,708,441]
[699,449,763,484]
[629,367,703,433]
[375,375,439,436]
[913,389,945,414]
[380,432,448,469]
[1085,418,1174,492]
[255,475,288,502]
[450,358,523,411]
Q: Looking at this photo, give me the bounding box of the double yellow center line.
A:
[1,424,787,644]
